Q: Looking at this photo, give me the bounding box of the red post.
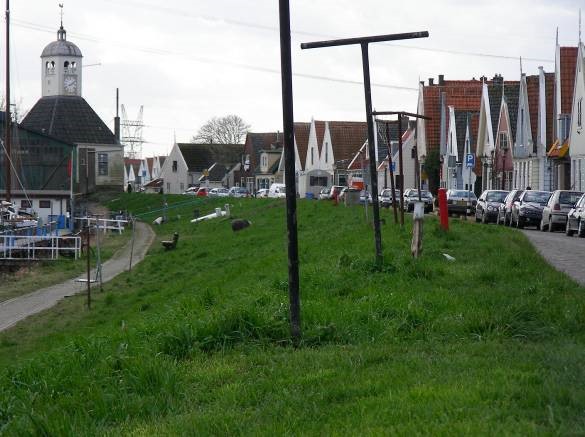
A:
[438,188,449,231]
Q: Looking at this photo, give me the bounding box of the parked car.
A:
[256,188,269,198]
[496,189,524,226]
[268,183,286,198]
[190,187,208,197]
[566,193,585,237]
[183,186,199,195]
[475,190,509,224]
[359,190,373,204]
[208,187,230,197]
[540,190,583,232]
[318,187,331,200]
[329,185,346,201]
[403,188,434,213]
[511,190,551,229]
[379,188,401,208]
[228,187,251,198]
[445,189,477,216]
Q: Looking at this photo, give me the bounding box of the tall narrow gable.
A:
[476,82,495,157]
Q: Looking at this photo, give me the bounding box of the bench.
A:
[161,232,179,250]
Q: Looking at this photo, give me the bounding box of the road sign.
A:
[465,154,475,168]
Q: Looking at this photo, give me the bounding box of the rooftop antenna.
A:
[520,56,523,76]
[59,3,64,27]
[556,27,559,46]
[579,8,581,44]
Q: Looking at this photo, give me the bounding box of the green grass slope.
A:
[1,193,584,435]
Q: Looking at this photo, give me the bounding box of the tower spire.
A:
[57,3,66,40]
[580,9,582,44]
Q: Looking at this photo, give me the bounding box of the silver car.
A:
[566,193,585,237]
[540,190,583,232]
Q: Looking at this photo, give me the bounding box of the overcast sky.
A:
[6,0,583,156]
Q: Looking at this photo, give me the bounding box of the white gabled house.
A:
[569,40,585,191]
[476,81,497,190]
[512,67,554,191]
[160,143,189,194]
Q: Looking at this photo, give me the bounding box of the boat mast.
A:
[4,0,11,203]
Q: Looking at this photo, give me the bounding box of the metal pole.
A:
[360,43,383,264]
[96,217,102,291]
[86,225,91,310]
[386,121,398,224]
[279,0,301,343]
[398,113,405,226]
[128,217,136,272]
[4,0,11,203]
[361,150,367,221]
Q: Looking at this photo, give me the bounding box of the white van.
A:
[268,183,286,198]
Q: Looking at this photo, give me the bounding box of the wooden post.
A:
[411,202,424,258]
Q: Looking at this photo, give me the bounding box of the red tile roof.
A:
[526,75,540,144]
[560,47,578,114]
[423,80,484,152]
[293,123,310,170]
[545,72,555,149]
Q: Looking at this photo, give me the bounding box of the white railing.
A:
[0,235,81,260]
[75,217,128,234]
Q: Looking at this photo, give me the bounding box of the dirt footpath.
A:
[0,221,155,332]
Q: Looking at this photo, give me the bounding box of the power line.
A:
[100,0,554,63]
[12,19,417,91]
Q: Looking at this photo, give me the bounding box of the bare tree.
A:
[192,114,250,144]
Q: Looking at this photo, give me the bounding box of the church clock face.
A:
[64,75,77,93]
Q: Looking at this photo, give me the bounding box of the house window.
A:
[98,153,108,176]
[311,148,314,166]
[310,176,328,186]
[325,143,328,163]
[21,200,32,209]
[172,160,178,172]
[499,133,508,150]
[559,114,571,140]
[39,200,51,209]
[578,99,582,128]
[520,109,524,146]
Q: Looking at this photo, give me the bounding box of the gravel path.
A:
[0,221,155,332]
[522,229,585,286]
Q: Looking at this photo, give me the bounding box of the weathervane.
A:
[59,3,64,27]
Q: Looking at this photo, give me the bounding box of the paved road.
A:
[522,229,585,286]
[0,221,155,332]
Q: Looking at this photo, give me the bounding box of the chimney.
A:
[438,74,445,86]
[429,78,434,86]
[114,88,121,142]
[492,74,503,86]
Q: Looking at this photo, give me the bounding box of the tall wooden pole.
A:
[360,43,383,264]
[386,122,399,224]
[4,0,11,202]
[279,0,301,343]
[398,114,405,226]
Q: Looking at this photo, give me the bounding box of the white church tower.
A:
[41,19,83,97]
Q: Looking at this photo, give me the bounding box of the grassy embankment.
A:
[0,225,130,303]
[1,193,584,435]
